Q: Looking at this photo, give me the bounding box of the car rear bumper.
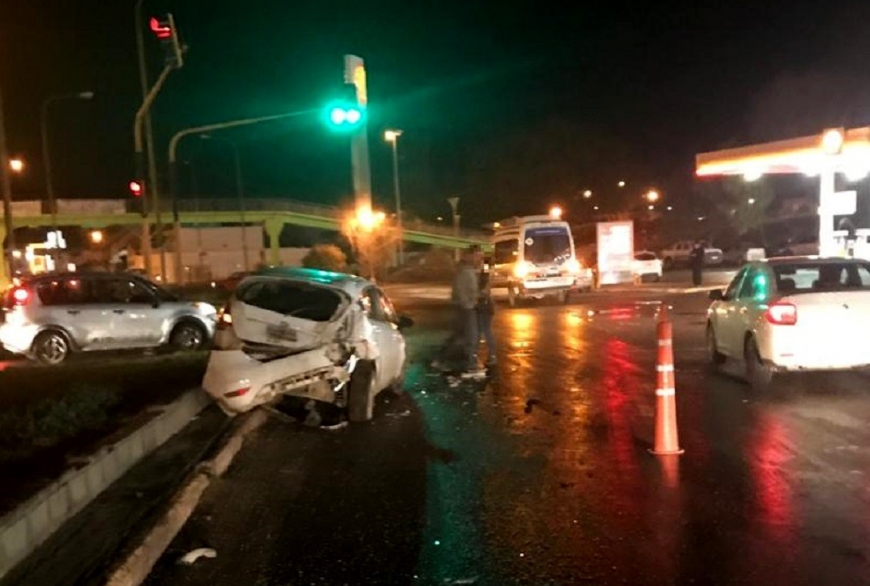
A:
[202,348,352,415]
[0,324,37,355]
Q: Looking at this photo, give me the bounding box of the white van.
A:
[490,215,593,306]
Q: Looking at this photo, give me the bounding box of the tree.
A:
[302,244,348,273]
[697,178,775,246]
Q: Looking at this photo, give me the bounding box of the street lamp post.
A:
[41,91,94,269]
[201,134,249,273]
[384,129,403,265]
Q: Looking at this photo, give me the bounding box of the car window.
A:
[635,252,656,261]
[724,268,747,300]
[494,239,518,264]
[773,261,870,293]
[236,279,344,321]
[35,277,89,306]
[92,278,155,304]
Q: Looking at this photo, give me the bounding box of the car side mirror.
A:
[397,315,414,330]
[708,289,724,301]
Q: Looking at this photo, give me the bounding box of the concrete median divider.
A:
[104,408,268,586]
[0,388,213,581]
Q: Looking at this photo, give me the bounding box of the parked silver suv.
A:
[0,273,217,364]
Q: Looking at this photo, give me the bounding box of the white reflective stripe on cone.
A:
[656,388,676,396]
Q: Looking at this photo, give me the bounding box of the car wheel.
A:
[662,257,673,270]
[32,330,71,365]
[706,324,726,371]
[170,321,207,352]
[348,359,376,422]
[744,336,774,392]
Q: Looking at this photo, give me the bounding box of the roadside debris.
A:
[178,547,217,566]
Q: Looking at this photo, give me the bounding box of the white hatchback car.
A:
[202,267,412,422]
[706,257,870,390]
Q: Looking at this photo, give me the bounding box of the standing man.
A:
[433,245,485,376]
[691,240,705,286]
[477,254,496,366]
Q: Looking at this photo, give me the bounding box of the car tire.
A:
[662,257,673,270]
[706,324,726,371]
[348,359,376,422]
[388,371,406,395]
[744,336,774,392]
[170,321,207,352]
[32,329,71,365]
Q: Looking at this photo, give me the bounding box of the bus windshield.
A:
[524,227,572,265]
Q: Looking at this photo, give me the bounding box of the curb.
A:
[0,389,212,581]
[103,409,268,586]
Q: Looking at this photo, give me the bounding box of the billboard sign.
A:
[597,221,634,285]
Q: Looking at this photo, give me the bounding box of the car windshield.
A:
[773,261,870,294]
[524,227,572,265]
[236,279,346,321]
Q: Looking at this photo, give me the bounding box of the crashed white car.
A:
[202,268,412,422]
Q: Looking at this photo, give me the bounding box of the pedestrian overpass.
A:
[0,198,490,287]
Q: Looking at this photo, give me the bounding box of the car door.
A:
[94,276,166,348]
[33,276,111,350]
[375,287,406,381]
[712,267,748,357]
[723,267,769,356]
[360,287,397,390]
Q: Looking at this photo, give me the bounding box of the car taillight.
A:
[11,287,30,306]
[217,303,233,329]
[765,302,797,325]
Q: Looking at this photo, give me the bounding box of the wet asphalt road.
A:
[140,273,870,586]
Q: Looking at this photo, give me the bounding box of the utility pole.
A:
[135,0,155,278]
[0,89,15,285]
[345,55,372,212]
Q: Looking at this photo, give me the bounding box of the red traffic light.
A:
[129,180,143,197]
[149,17,172,40]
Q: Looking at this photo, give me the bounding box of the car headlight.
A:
[513,262,532,278]
[565,259,582,274]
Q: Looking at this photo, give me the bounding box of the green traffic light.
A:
[324,101,365,130]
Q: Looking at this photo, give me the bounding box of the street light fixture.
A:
[384,128,404,264]
[618,181,626,188]
[9,158,23,173]
[645,190,660,203]
[583,190,592,198]
[90,230,104,244]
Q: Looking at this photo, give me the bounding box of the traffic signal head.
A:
[324,83,365,131]
[324,101,365,131]
[149,14,184,68]
[129,180,143,197]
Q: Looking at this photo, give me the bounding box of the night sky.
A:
[2,0,870,226]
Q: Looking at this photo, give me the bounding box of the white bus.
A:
[490,215,593,306]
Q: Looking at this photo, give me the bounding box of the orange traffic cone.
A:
[650,304,684,455]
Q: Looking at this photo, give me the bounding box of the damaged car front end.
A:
[203,273,388,419]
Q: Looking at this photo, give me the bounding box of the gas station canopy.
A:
[695,127,870,181]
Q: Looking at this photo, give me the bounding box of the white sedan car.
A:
[706,257,870,390]
[203,268,412,422]
[632,251,663,282]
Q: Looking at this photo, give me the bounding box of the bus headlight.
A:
[565,259,582,274]
[513,262,532,278]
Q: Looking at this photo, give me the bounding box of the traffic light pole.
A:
[133,63,173,280]
[0,89,16,287]
[167,110,312,282]
[135,0,159,280]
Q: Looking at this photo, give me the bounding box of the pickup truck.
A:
[660,241,724,269]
